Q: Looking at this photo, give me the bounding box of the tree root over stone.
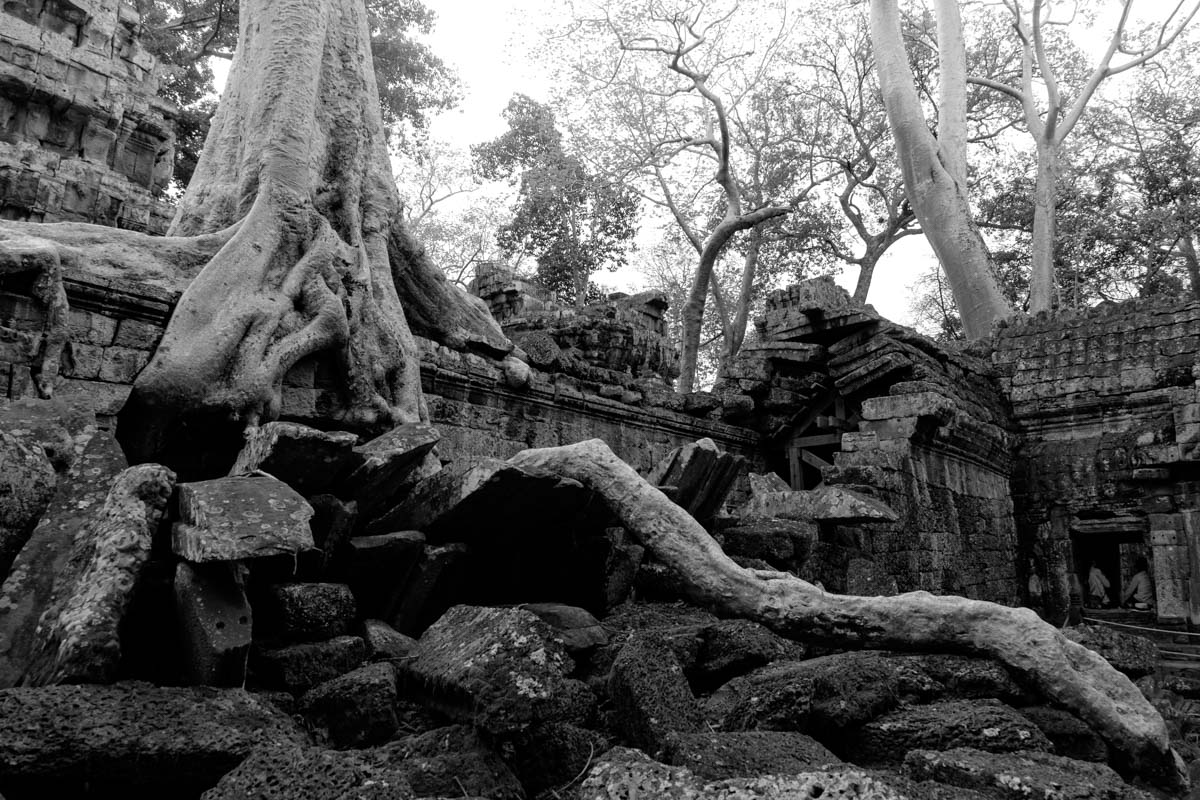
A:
[509,438,1187,792]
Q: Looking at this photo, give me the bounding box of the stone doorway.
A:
[1070,528,1147,609]
[784,392,858,490]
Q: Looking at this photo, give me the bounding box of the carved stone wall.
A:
[0,0,176,233]
[992,299,1200,622]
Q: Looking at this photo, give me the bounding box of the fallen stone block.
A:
[661,730,841,780]
[0,430,127,688]
[300,661,398,748]
[368,724,523,800]
[337,531,425,619]
[719,519,817,569]
[1019,705,1109,763]
[689,618,806,694]
[341,422,441,519]
[0,682,307,797]
[498,722,610,796]
[608,631,706,755]
[902,747,1156,800]
[647,438,746,526]
[1063,623,1158,679]
[853,699,1052,764]
[175,561,253,686]
[301,493,357,579]
[738,484,899,524]
[21,464,175,686]
[520,602,609,654]
[0,431,56,582]
[201,743,413,800]
[388,542,470,635]
[229,422,360,496]
[0,396,95,472]
[253,635,368,694]
[173,476,314,562]
[399,605,594,735]
[360,618,417,661]
[258,582,357,643]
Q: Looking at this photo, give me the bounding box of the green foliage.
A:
[473,95,638,306]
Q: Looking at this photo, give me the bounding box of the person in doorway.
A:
[1122,557,1154,611]
[1025,559,1043,614]
[1087,561,1112,608]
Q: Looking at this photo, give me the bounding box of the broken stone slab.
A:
[172,476,314,562]
[399,605,594,735]
[853,698,1052,765]
[647,438,746,526]
[661,731,841,781]
[719,519,817,568]
[257,582,357,643]
[0,430,56,582]
[367,457,589,541]
[337,531,425,619]
[499,722,611,797]
[252,635,369,695]
[747,471,791,497]
[0,396,96,472]
[360,618,417,661]
[200,743,414,800]
[229,422,360,496]
[367,724,524,800]
[299,661,399,748]
[22,464,175,686]
[388,542,470,635]
[1019,705,1109,763]
[519,602,609,654]
[738,484,899,524]
[0,430,127,688]
[1063,623,1158,679]
[608,630,706,755]
[902,747,1156,800]
[174,561,253,687]
[301,493,357,579]
[0,682,307,797]
[340,422,441,519]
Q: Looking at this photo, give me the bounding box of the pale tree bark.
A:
[974,0,1200,313]
[510,438,1187,792]
[869,0,1013,339]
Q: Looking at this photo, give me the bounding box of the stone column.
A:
[1150,512,1190,624]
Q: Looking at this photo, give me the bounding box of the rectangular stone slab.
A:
[173,476,314,562]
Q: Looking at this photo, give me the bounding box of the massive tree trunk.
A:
[1029,139,1061,312]
[510,439,1187,791]
[869,0,1013,339]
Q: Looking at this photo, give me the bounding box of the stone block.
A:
[0,429,56,582]
[97,345,149,383]
[53,378,130,416]
[299,661,398,748]
[519,602,609,654]
[230,422,360,497]
[388,542,470,635]
[360,618,417,661]
[202,743,414,800]
[368,725,524,800]
[338,531,425,619]
[172,476,314,563]
[661,730,840,780]
[608,631,705,755]
[174,561,253,687]
[253,635,368,695]
[62,341,103,379]
[111,317,163,349]
[647,438,746,526]
[1018,706,1107,763]
[342,422,441,518]
[853,699,1051,764]
[903,747,1153,800]
[259,582,357,643]
[738,485,898,524]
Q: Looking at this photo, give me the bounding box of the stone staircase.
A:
[1082,609,1200,676]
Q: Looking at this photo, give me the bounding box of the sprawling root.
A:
[510,439,1187,791]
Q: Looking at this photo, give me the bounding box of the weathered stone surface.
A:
[0,430,126,688]
[902,747,1156,799]
[0,397,95,472]
[647,438,746,526]
[253,635,368,695]
[608,631,705,754]
[689,618,805,693]
[369,724,523,800]
[343,422,441,518]
[201,743,414,800]
[399,605,594,735]
[738,485,899,524]
[173,476,314,562]
[1063,624,1158,679]
[580,747,910,800]
[500,722,611,796]
[259,582,357,643]
[22,464,175,686]
[854,699,1052,764]
[369,457,589,541]
[520,602,609,653]
[361,618,417,661]
[0,430,56,581]
[1019,705,1109,762]
[175,561,253,686]
[662,731,841,780]
[388,542,470,635]
[0,682,307,796]
[719,519,817,568]
[300,662,398,748]
[229,422,359,495]
[302,493,357,579]
[338,531,425,619]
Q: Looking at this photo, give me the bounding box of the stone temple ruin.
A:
[2,7,1200,799]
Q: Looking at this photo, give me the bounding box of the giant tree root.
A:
[509,439,1187,791]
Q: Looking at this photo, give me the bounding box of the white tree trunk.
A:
[1028,139,1060,313]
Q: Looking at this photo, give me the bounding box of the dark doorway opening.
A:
[1071,531,1148,608]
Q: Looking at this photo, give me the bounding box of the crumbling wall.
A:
[0,0,176,232]
[992,299,1200,621]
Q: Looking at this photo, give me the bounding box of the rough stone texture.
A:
[608,630,706,754]
[661,731,841,780]
[1019,705,1109,763]
[399,605,594,735]
[647,438,746,526]
[0,682,307,797]
[253,635,368,695]
[337,531,425,619]
[0,0,176,232]
[902,747,1156,800]
[369,724,524,800]
[343,422,440,518]
[258,582,357,643]
[520,602,609,654]
[360,618,417,661]
[299,662,398,748]
[0,430,126,687]
[500,722,610,796]
[1063,624,1158,679]
[0,430,55,581]
[739,485,899,524]
[853,699,1052,764]
[387,542,470,635]
[173,476,314,562]
[229,422,359,496]
[22,463,175,686]
[717,519,816,571]
[0,397,95,472]
[201,743,414,800]
[175,561,253,687]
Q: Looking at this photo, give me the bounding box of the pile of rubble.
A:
[0,397,1187,799]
